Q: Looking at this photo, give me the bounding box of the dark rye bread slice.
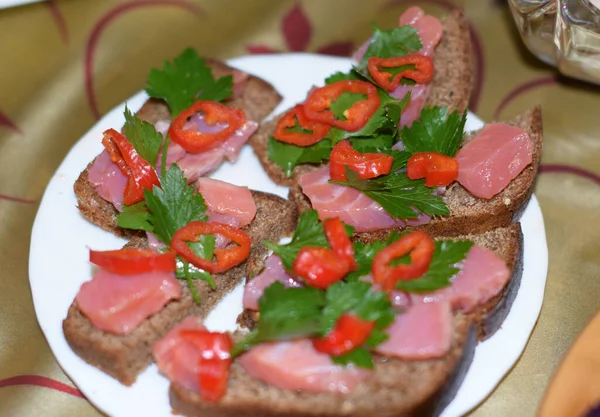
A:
[63,191,298,386]
[248,9,474,187]
[171,224,523,416]
[74,58,282,238]
[289,107,543,239]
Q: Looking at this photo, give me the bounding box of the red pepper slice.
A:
[292,247,349,290]
[323,217,356,270]
[367,55,434,91]
[329,140,394,181]
[313,313,375,356]
[304,80,380,132]
[180,330,233,402]
[292,217,357,289]
[89,248,176,275]
[102,128,160,206]
[372,231,435,291]
[273,104,331,147]
[168,101,246,154]
[171,221,251,274]
[407,152,459,187]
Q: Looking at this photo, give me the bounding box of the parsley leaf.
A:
[123,106,163,168]
[117,202,152,231]
[395,240,474,293]
[267,137,332,177]
[263,210,330,271]
[332,347,374,369]
[329,92,367,120]
[322,281,394,335]
[325,71,362,85]
[400,106,468,157]
[231,282,327,356]
[331,154,450,220]
[145,48,233,117]
[359,24,422,70]
[116,163,209,252]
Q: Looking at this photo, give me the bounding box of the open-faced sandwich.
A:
[249,6,474,186]
[62,4,543,416]
[75,48,283,238]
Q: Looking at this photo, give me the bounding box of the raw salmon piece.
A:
[376,302,453,360]
[456,123,533,199]
[76,270,181,335]
[299,167,431,232]
[243,255,301,310]
[87,150,128,211]
[196,178,257,228]
[410,245,510,313]
[153,316,206,393]
[239,339,371,394]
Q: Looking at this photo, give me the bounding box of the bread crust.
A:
[63,191,298,385]
[74,58,282,236]
[248,9,474,186]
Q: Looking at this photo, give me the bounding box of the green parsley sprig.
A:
[358,24,423,70]
[145,48,233,117]
[122,107,163,168]
[400,106,468,157]
[117,164,216,303]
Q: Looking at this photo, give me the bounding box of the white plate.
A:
[29,54,548,417]
[0,0,42,10]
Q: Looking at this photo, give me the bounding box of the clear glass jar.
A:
[509,0,600,84]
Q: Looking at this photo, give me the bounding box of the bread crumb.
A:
[503,197,511,205]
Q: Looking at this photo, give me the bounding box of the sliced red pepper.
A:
[329,140,394,181]
[367,55,434,91]
[171,221,251,274]
[407,152,459,187]
[304,80,380,132]
[168,101,246,154]
[372,231,435,291]
[180,330,233,402]
[323,217,356,270]
[292,247,349,290]
[89,248,176,275]
[102,128,160,206]
[273,104,331,146]
[313,313,375,356]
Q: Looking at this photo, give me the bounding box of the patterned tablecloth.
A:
[1,0,599,416]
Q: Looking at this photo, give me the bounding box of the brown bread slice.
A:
[74,58,282,238]
[63,191,298,386]
[289,106,543,239]
[170,223,523,416]
[248,9,474,187]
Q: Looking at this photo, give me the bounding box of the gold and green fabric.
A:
[1,1,599,416]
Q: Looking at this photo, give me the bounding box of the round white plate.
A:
[29,54,548,417]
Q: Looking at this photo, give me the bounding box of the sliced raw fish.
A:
[76,269,181,335]
[375,301,453,360]
[196,178,256,228]
[87,150,128,212]
[239,339,371,394]
[298,167,430,232]
[411,245,510,313]
[153,316,206,393]
[243,255,301,310]
[455,123,533,199]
